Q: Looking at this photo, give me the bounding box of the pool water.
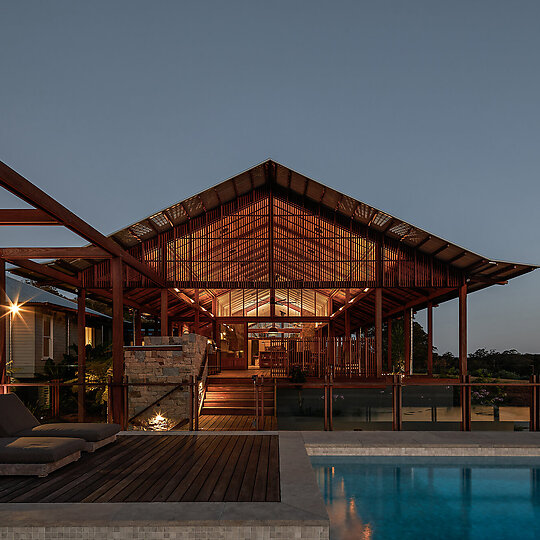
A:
[311,457,540,540]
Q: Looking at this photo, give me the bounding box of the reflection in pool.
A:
[311,456,540,540]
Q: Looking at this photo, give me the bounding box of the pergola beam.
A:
[0,247,110,259]
[0,160,166,288]
[6,258,81,288]
[0,209,60,225]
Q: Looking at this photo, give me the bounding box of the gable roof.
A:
[83,159,537,283]
[9,159,537,322]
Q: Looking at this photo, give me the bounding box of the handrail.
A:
[197,343,212,380]
[128,381,185,423]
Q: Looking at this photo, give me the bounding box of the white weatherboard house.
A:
[4,277,111,379]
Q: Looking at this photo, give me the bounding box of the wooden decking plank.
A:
[166,435,225,501]
[0,477,36,500]
[214,415,228,430]
[134,435,208,502]
[153,436,216,502]
[237,435,263,501]
[6,436,152,503]
[223,435,256,501]
[0,434,281,504]
[82,436,178,503]
[119,435,192,502]
[124,435,194,502]
[181,435,239,501]
[90,435,182,503]
[252,435,271,501]
[208,436,249,501]
[194,435,243,502]
[266,435,280,501]
[45,435,158,503]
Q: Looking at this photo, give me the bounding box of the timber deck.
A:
[0,434,280,503]
[198,414,277,431]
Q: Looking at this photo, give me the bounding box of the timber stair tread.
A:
[203,377,275,416]
[203,407,273,415]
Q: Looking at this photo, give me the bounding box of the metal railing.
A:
[1,374,539,432]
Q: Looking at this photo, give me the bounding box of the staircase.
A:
[202,377,274,416]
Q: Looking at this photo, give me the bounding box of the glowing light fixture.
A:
[9,303,20,315]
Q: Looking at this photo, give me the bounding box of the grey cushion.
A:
[0,394,40,437]
[17,423,121,442]
[0,437,85,464]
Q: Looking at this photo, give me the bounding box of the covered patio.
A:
[0,159,538,430]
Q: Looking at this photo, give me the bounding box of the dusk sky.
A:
[1,1,538,355]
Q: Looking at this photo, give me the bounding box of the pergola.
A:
[1,159,537,422]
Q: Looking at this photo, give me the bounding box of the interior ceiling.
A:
[10,159,537,326]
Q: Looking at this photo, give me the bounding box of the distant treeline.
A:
[379,320,540,379]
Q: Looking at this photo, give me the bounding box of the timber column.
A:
[427,302,433,376]
[459,284,467,375]
[77,289,86,422]
[375,288,383,377]
[161,289,168,337]
[387,319,393,372]
[0,258,6,390]
[111,257,124,425]
[404,309,412,375]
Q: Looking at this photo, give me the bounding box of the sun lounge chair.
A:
[0,436,85,477]
[0,393,121,452]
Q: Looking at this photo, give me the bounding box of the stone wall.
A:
[124,334,208,429]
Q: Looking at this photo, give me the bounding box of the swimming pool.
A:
[311,456,540,540]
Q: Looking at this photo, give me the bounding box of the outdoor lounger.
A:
[0,393,121,452]
[0,436,85,477]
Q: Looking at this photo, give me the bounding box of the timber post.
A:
[427,302,433,376]
[77,288,86,422]
[189,375,194,431]
[254,375,259,431]
[460,374,471,431]
[194,376,200,431]
[0,258,6,390]
[111,256,124,426]
[531,374,540,432]
[459,284,468,376]
[392,374,402,431]
[324,375,328,431]
[375,288,383,377]
[161,289,168,337]
[328,371,333,431]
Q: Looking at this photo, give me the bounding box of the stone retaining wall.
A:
[124,334,208,429]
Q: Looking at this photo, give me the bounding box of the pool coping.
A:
[0,432,329,539]
[302,431,540,456]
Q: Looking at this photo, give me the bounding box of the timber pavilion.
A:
[0,159,537,427]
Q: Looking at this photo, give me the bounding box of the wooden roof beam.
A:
[0,247,110,259]
[430,243,450,257]
[0,209,60,225]
[447,250,468,264]
[0,160,166,288]
[6,259,81,288]
[384,287,455,319]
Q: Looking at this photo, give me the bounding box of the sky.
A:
[0,1,539,355]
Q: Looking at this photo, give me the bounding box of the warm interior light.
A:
[363,288,370,292]
[9,303,20,314]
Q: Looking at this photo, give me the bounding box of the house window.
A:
[85,327,96,346]
[43,315,53,358]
